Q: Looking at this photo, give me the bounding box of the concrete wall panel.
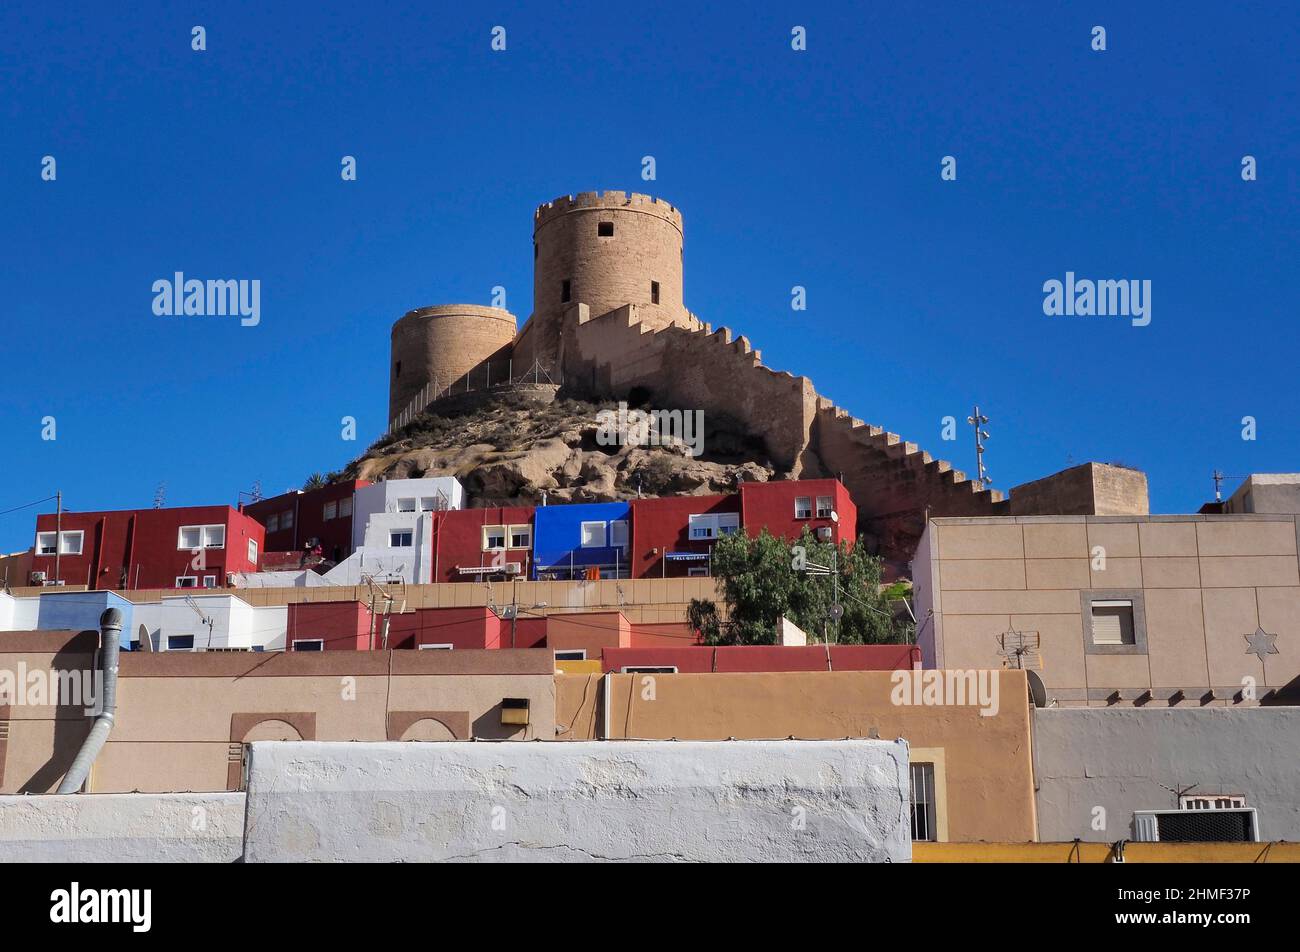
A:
[241,739,912,863]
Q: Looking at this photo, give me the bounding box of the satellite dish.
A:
[138,624,154,652]
[1026,670,1048,708]
[830,511,840,523]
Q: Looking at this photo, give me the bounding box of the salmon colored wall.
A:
[597,669,1035,843]
[545,611,630,654]
[600,644,921,673]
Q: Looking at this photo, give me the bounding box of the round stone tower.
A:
[388,304,517,423]
[518,191,689,368]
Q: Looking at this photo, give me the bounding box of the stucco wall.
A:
[241,739,912,862]
[0,792,245,862]
[588,669,1036,843]
[1033,707,1300,842]
[916,515,1300,705]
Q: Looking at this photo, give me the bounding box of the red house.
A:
[242,480,370,565]
[629,494,741,578]
[740,479,857,547]
[429,506,534,584]
[31,505,264,590]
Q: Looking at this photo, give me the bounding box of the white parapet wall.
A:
[242,739,912,862]
[0,793,246,863]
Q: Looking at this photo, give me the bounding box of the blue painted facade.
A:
[35,591,135,650]
[531,501,631,580]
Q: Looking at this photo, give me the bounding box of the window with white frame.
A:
[1090,600,1136,646]
[338,497,353,518]
[266,513,279,532]
[419,497,438,513]
[323,501,337,520]
[509,524,531,549]
[167,634,195,651]
[482,525,507,550]
[794,497,812,519]
[36,530,83,555]
[910,763,937,841]
[175,576,197,588]
[389,530,413,548]
[396,497,417,512]
[581,521,606,547]
[292,639,324,652]
[203,576,217,588]
[554,649,586,661]
[690,513,740,540]
[610,520,628,549]
[816,495,834,518]
[178,524,225,550]
[247,538,258,564]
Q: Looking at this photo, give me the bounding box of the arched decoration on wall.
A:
[387,710,469,742]
[227,712,316,790]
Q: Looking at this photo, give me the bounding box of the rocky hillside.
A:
[340,390,783,506]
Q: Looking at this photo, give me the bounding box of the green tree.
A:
[303,473,328,491]
[690,528,910,645]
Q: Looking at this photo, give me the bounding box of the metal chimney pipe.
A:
[56,607,123,794]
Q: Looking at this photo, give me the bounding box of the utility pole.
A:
[54,490,62,586]
[966,406,991,487]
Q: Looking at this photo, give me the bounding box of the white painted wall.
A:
[0,593,12,631]
[242,739,912,863]
[350,477,464,551]
[4,596,40,631]
[325,511,436,586]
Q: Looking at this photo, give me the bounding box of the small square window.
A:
[598,221,614,237]
[202,575,217,588]
[36,532,57,555]
[248,539,258,564]
[323,501,338,520]
[390,530,413,548]
[175,576,197,589]
[396,498,417,513]
[795,496,812,519]
[650,281,660,304]
[509,525,531,549]
[338,497,353,518]
[562,280,571,303]
[816,495,834,518]
[1091,600,1135,646]
[281,510,294,528]
[266,513,279,532]
[581,521,606,548]
[610,520,628,549]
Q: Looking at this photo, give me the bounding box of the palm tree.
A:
[303,473,328,491]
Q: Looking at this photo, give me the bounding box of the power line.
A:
[0,494,58,518]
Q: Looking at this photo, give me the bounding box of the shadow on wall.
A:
[19,631,97,793]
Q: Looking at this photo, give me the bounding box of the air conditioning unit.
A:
[29,571,46,584]
[815,527,833,542]
[1133,808,1259,843]
[504,561,522,575]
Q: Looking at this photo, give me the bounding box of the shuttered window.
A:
[1091,600,1135,645]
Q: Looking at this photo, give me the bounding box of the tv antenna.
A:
[153,482,167,509]
[998,629,1042,670]
[1211,471,1246,503]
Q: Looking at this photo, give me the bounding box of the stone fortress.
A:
[388,191,1148,567]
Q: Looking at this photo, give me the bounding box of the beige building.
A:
[913,514,1300,706]
[0,631,556,794]
[557,669,1037,843]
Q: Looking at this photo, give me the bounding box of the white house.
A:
[322,477,463,586]
[151,594,287,652]
[349,477,464,551]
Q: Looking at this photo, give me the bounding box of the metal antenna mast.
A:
[966,406,991,487]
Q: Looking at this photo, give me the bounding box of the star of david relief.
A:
[1243,627,1280,663]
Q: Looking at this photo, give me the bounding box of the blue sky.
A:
[1,1,1297,551]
